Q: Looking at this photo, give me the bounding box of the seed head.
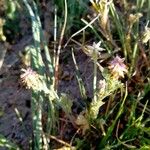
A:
[108,56,128,79]
[20,68,40,90]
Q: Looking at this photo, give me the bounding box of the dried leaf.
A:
[75,113,89,134]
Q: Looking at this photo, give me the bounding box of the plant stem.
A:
[54,0,68,90]
[99,82,128,148]
[93,50,98,102]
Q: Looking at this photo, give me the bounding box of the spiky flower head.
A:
[20,67,41,91]
[108,56,128,79]
[83,41,104,57]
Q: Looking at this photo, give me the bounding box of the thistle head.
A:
[108,56,128,79]
[20,67,40,90]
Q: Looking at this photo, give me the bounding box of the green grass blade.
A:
[0,134,20,150]
[98,83,128,148]
[71,48,87,99]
